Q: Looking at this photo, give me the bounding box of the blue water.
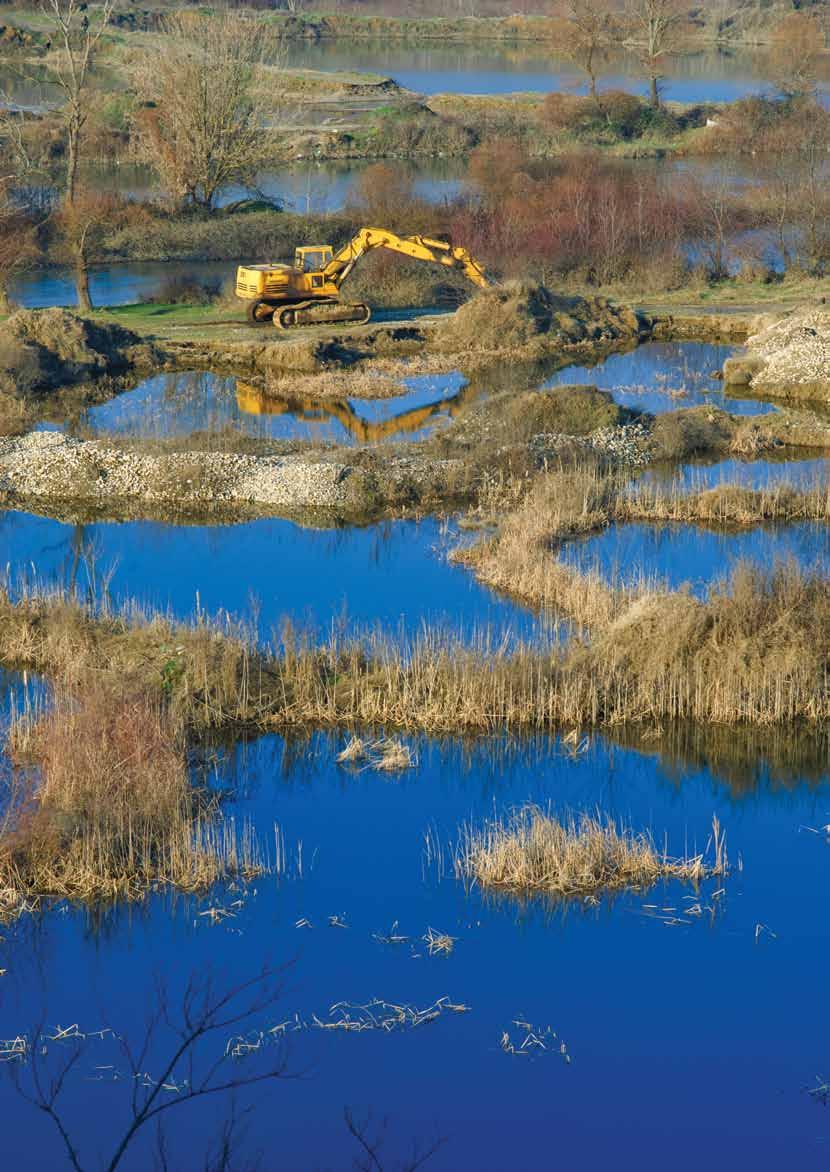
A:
[0,511,542,645]
[49,369,471,446]
[286,40,830,103]
[544,341,776,417]
[564,520,830,595]
[82,158,468,214]
[9,259,236,311]
[641,455,830,493]
[1,729,830,1169]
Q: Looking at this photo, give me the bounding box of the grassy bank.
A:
[460,463,830,622]
[3,512,830,739]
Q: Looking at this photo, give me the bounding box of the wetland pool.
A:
[546,341,772,417]
[563,519,830,596]
[0,728,829,1169]
[48,369,472,447]
[0,510,545,645]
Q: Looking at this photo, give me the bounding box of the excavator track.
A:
[273,301,371,330]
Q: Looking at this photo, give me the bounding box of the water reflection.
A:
[563,519,830,596]
[286,39,830,102]
[50,369,477,445]
[544,341,776,416]
[234,376,478,444]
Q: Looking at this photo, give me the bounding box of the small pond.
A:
[0,510,548,645]
[48,369,472,446]
[544,341,774,417]
[641,454,830,494]
[0,728,829,1169]
[563,520,830,597]
[285,40,830,104]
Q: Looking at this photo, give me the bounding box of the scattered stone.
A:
[531,421,652,468]
[723,306,830,401]
[0,430,460,516]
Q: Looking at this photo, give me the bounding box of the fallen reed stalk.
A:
[456,807,727,897]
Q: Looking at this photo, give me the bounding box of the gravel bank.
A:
[723,306,830,400]
[0,431,460,517]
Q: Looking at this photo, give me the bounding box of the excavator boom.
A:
[324,227,488,291]
[236,225,488,330]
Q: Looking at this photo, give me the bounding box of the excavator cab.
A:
[294,246,333,274]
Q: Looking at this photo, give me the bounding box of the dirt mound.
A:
[0,308,159,397]
[723,306,830,400]
[504,385,625,439]
[434,282,648,357]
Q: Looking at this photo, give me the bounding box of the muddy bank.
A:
[649,312,756,344]
[0,308,160,395]
[0,299,766,417]
[723,306,830,402]
[5,382,830,524]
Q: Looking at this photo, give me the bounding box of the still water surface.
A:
[0,727,829,1169]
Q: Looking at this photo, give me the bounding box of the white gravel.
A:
[0,431,445,512]
[743,307,830,391]
[531,421,652,467]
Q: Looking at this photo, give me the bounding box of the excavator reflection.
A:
[235,379,482,444]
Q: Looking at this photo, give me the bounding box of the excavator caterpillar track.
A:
[273,301,371,330]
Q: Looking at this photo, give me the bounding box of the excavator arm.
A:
[324,227,488,291]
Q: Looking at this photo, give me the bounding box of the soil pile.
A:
[723,307,830,400]
[0,309,160,396]
[434,282,649,358]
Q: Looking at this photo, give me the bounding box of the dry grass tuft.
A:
[337,735,416,772]
[423,926,456,956]
[456,807,727,897]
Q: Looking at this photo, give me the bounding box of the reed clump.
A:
[0,683,261,918]
[337,735,416,771]
[3,534,830,737]
[456,807,727,897]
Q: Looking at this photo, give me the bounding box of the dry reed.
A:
[2,523,830,742]
[0,682,261,918]
[456,807,727,897]
[337,735,416,771]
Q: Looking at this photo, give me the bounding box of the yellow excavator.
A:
[235,226,488,330]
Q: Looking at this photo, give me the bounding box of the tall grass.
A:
[0,682,261,918]
[2,556,830,735]
[455,807,727,897]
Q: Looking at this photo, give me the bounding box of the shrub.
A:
[648,406,735,461]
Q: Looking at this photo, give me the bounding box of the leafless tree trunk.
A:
[40,0,116,204]
[627,0,684,108]
[38,0,115,308]
[563,0,612,102]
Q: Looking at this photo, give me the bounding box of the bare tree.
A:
[345,1107,446,1172]
[563,0,613,103]
[133,12,264,211]
[40,0,116,205]
[769,11,823,99]
[5,967,290,1171]
[53,188,125,311]
[627,0,685,108]
[0,109,43,310]
[686,166,737,281]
